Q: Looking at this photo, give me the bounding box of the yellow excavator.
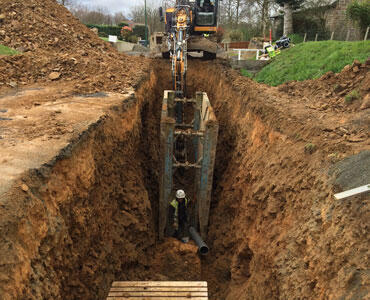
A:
[156,1,220,252]
[159,0,220,99]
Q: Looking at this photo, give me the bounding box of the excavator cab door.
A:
[194,0,218,31]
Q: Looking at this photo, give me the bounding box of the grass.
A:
[253,40,370,86]
[100,37,109,42]
[241,69,254,78]
[0,44,19,56]
[304,143,317,154]
[345,89,360,104]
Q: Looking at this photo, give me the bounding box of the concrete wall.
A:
[112,41,136,52]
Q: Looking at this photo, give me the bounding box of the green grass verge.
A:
[241,69,254,78]
[0,44,19,56]
[100,37,109,41]
[254,40,370,86]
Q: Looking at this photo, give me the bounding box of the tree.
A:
[129,2,163,36]
[57,0,73,6]
[250,0,276,38]
[275,0,304,35]
[70,4,114,25]
[219,0,255,29]
[113,12,127,25]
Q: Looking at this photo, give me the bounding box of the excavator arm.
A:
[170,4,191,99]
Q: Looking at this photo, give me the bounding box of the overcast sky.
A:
[76,0,161,14]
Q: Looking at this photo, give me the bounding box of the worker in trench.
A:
[169,189,190,243]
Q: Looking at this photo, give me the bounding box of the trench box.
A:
[159,91,218,240]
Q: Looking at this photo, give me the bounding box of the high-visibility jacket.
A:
[266,46,276,58]
[170,198,189,218]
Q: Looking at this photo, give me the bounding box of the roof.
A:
[270,0,338,19]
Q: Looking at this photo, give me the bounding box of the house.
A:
[270,0,363,40]
[325,0,361,39]
[122,20,146,29]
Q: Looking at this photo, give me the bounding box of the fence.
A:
[301,26,370,42]
[221,41,250,50]
[231,49,264,61]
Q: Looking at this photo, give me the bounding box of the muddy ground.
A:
[0,1,369,299]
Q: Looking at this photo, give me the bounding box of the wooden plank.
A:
[107,297,208,300]
[107,282,209,300]
[108,292,208,297]
[110,287,208,292]
[112,281,207,287]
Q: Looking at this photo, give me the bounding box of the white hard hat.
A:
[176,189,186,199]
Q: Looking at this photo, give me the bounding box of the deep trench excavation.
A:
[0,59,368,300]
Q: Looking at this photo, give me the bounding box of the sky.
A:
[76,0,161,14]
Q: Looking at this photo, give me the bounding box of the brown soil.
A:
[0,0,147,94]
[184,59,369,300]
[0,1,369,300]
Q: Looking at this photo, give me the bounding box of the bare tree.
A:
[161,0,176,9]
[219,0,253,28]
[70,4,114,25]
[129,2,163,35]
[249,0,276,37]
[113,12,127,25]
[57,0,73,6]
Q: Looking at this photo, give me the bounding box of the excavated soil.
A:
[0,0,147,93]
[1,58,368,300]
[0,1,369,300]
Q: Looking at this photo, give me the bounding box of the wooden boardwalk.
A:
[106,281,208,300]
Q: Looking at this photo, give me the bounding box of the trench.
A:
[1,59,367,300]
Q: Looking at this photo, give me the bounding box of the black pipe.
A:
[189,226,209,255]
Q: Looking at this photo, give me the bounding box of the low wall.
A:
[112,41,136,52]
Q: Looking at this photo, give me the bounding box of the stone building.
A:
[325,0,362,40]
[271,0,365,40]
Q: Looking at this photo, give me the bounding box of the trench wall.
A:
[0,72,164,300]
[0,60,367,300]
[185,60,369,300]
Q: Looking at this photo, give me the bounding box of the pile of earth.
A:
[0,0,147,93]
[277,59,370,112]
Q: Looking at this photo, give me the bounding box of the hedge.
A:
[85,24,126,37]
[133,25,146,39]
[86,23,149,41]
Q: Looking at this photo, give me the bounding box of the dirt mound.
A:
[0,0,107,53]
[0,0,147,93]
[277,59,370,112]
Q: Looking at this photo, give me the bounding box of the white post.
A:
[315,33,318,41]
[364,27,369,41]
[303,33,307,43]
[331,32,334,40]
[346,29,350,41]
[238,50,241,61]
[256,49,259,60]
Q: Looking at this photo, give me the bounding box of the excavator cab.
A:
[193,0,218,33]
[160,0,219,35]
[158,0,220,59]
